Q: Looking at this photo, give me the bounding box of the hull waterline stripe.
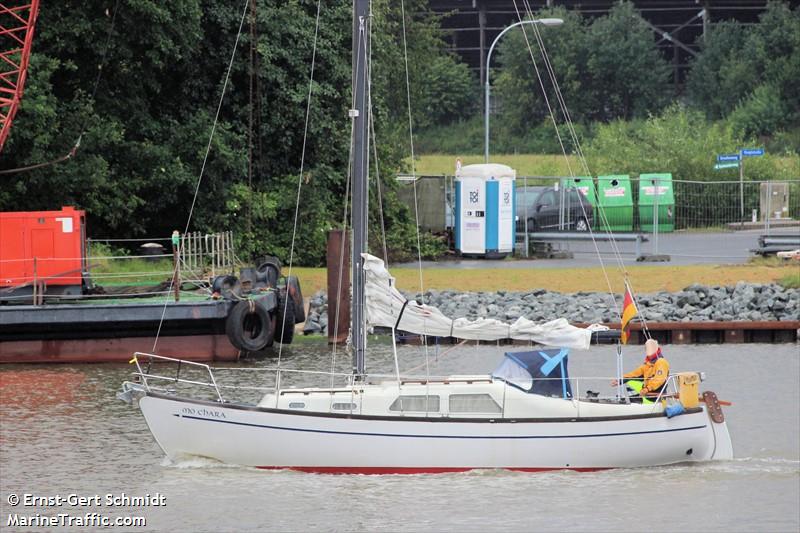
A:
[173,414,706,439]
[255,466,611,475]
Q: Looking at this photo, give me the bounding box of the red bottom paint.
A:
[0,334,240,363]
[256,466,610,475]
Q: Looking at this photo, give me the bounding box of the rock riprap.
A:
[303,282,799,335]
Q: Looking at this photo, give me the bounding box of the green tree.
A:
[685,21,749,118]
[493,8,587,134]
[0,1,459,266]
[416,55,476,128]
[492,3,670,148]
[686,1,799,140]
[584,2,671,121]
[586,104,788,184]
[728,83,789,139]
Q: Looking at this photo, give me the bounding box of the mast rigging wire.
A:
[508,1,618,321]
[513,0,652,338]
[152,0,250,351]
[523,2,652,336]
[399,0,431,382]
[365,0,388,267]
[278,0,324,368]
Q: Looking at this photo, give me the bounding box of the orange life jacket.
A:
[623,356,670,392]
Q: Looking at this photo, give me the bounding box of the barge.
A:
[0,207,304,363]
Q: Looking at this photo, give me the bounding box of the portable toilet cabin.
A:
[597,175,634,232]
[455,163,516,258]
[639,173,675,232]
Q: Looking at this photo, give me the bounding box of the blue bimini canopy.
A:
[492,349,572,399]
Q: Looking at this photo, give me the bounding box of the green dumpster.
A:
[564,176,596,204]
[562,176,596,230]
[597,175,633,231]
[639,173,675,233]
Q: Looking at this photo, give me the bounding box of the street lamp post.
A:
[484,18,563,163]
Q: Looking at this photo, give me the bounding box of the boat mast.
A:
[351,0,369,378]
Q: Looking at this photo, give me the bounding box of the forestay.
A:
[363,254,603,350]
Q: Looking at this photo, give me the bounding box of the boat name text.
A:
[181,407,227,419]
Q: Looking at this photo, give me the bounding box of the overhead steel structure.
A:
[429,0,772,91]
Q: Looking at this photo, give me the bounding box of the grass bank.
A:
[413,153,799,178]
[290,261,799,297]
[413,154,580,176]
[88,244,798,295]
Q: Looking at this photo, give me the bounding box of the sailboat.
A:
[119,0,733,473]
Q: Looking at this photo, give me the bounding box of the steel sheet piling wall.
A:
[327,229,350,345]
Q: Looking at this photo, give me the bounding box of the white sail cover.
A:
[363,254,602,350]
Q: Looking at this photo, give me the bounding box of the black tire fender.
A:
[225,300,274,351]
[286,275,305,324]
[211,275,241,300]
[256,256,282,288]
[274,293,296,344]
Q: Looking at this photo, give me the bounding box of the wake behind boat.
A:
[119,0,733,473]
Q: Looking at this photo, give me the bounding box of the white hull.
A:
[139,393,733,473]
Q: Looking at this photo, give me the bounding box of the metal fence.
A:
[673,180,798,230]
[179,231,236,282]
[88,231,236,283]
[396,175,800,235]
[395,176,456,233]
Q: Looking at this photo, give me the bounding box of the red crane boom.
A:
[0,0,40,153]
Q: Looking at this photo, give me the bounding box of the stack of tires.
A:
[214,256,305,358]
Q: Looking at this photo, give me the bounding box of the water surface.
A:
[1,341,798,532]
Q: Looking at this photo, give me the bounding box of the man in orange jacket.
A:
[611,338,670,402]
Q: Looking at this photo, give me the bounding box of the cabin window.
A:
[449,394,502,413]
[331,402,357,411]
[389,395,440,412]
[288,402,306,409]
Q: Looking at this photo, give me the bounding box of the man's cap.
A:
[645,338,659,357]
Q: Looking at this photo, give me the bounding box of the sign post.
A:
[739,156,744,225]
[739,148,764,225]
[714,149,764,225]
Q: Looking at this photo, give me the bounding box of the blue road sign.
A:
[741,148,764,157]
[717,154,740,162]
[714,162,739,170]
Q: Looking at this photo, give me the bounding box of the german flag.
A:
[620,284,637,344]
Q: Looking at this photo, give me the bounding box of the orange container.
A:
[0,206,86,287]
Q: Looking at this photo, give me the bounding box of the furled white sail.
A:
[362,254,602,350]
